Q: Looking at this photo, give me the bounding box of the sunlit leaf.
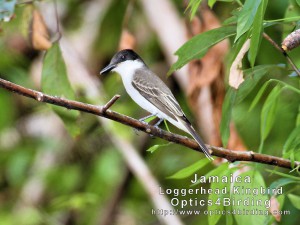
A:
[147,143,171,153]
[235,0,262,42]
[42,42,80,136]
[186,0,203,20]
[169,26,236,75]
[208,0,217,8]
[167,158,210,179]
[164,119,170,132]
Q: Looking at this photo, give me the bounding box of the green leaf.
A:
[208,180,223,225]
[233,170,268,225]
[190,163,232,185]
[235,0,262,42]
[164,119,170,132]
[282,1,300,40]
[191,163,236,186]
[264,16,300,25]
[186,0,203,20]
[283,125,300,155]
[248,0,268,66]
[0,0,16,22]
[236,65,275,103]
[249,80,271,111]
[226,212,233,225]
[208,0,217,8]
[223,15,237,26]
[266,169,300,181]
[167,158,211,179]
[277,194,285,209]
[297,105,300,126]
[297,0,300,7]
[42,42,80,137]
[260,85,281,141]
[147,143,171,153]
[168,26,236,75]
[208,168,233,225]
[288,194,300,210]
[220,88,237,147]
[269,178,299,190]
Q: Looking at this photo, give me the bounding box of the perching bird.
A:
[100,49,213,160]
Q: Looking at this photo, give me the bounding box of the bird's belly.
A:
[122,79,189,133]
[124,82,162,116]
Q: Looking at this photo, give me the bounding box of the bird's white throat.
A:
[112,60,144,79]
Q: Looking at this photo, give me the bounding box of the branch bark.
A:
[0,77,299,170]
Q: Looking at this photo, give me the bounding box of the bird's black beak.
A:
[100,63,116,75]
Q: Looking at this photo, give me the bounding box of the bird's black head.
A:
[100,49,144,74]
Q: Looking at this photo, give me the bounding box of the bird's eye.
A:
[121,55,125,60]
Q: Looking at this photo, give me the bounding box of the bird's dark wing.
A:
[132,69,184,121]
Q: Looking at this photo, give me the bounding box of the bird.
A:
[100,49,213,160]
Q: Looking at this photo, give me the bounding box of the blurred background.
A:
[0,0,300,224]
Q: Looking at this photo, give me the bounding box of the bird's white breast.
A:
[112,60,161,115]
[112,60,188,132]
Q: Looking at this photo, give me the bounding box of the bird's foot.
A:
[153,118,164,128]
[148,118,164,138]
[134,116,163,138]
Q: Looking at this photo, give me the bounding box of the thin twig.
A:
[263,32,300,77]
[102,95,120,112]
[0,77,299,170]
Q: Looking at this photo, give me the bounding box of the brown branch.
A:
[263,32,300,77]
[102,95,120,112]
[0,77,299,170]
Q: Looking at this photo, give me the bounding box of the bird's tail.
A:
[179,117,214,161]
